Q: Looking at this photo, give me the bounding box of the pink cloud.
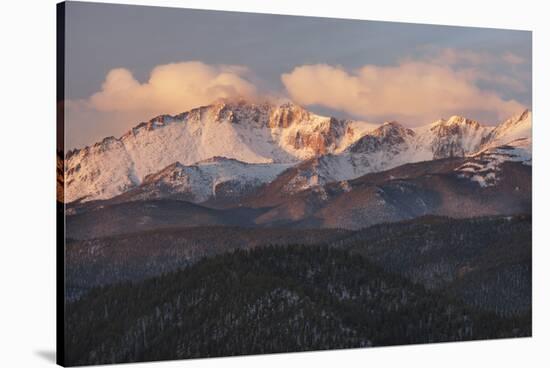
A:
[89,61,258,116]
[281,61,526,124]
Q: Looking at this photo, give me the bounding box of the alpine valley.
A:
[62,99,532,366]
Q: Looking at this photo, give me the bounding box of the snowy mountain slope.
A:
[455,141,531,188]
[64,99,531,203]
[422,115,493,159]
[65,137,138,202]
[454,110,532,187]
[249,157,531,230]
[65,100,374,203]
[272,110,532,194]
[110,157,292,204]
[273,122,417,193]
[481,110,532,150]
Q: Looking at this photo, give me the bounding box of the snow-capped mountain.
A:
[480,109,532,151]
[65,100,374,202]
[276,110,531,193]
[424,115,493,159]
[454,110,532,187]
[64,99,531,204]
[275,122,417,193]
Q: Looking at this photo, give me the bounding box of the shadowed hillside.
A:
[65,245,530,366]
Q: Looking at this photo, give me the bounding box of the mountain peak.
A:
[348,121,414,155]
[202,98,324,129]
[482,109,532,150]
[444,115,480,127]
[429,115,481,129]
[267,101,327,129]
[514,108,530,119]
[500,109,531,127]
[373,121,414,137]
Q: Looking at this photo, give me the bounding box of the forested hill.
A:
[66,215,531,316]
[65,245,530,366]
[338,215,532,316]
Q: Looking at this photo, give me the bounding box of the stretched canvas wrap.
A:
[56,1,532,366]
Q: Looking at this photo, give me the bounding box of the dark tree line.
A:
[65,244,531,366]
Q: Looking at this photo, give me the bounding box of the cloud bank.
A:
[67,51,529,148]
[89,61,258,116]
[281,60,526,124]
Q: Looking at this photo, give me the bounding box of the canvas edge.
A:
[56,1,66,366]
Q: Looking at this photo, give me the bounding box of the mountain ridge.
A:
[64,100,531,204]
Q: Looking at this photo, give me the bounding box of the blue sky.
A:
[64,1,532,148]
